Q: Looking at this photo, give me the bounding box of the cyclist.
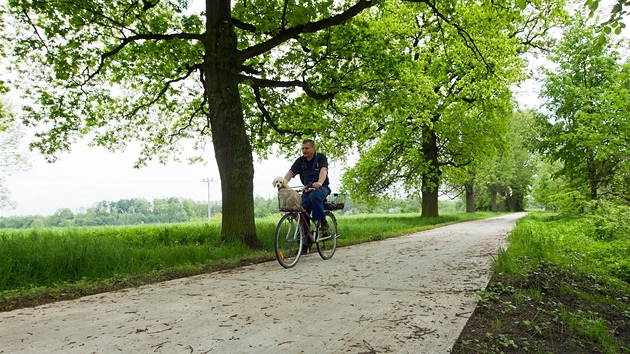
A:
[284,139,331,252]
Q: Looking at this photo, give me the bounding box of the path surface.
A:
[0,213,526,353]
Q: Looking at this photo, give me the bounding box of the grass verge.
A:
[453,212,630,353]
[0,211,495,312]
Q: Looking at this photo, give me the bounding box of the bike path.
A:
[0,213,526,353]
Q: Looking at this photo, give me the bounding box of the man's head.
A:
[301,139,316,160]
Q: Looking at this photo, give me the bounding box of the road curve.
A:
[0,213,526,353]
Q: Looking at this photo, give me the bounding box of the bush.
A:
[585,201,630,242]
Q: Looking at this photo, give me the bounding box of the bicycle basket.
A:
[277,189,303,212]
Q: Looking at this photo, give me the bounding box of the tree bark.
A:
[421,128,440,218]
[489,186,498,212]
[206,0,257,247]
[464,182,475,213]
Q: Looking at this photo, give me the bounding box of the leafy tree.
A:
[0,0,454,245]
[49,208,75,227]
[531,14,630,203]
[530,159,567,210]
[340,1,557,217]
[253,196,272,218]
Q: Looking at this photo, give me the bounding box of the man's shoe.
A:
[320,219,329,231]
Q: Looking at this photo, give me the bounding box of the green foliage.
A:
[560,307,622,352]
[586,201,630,242]
[469,211,630,354]
[451,109,536,213]
[0,197,218,228]
[585,0,628,43]
[530,14,630,205]
[340,1,543,212]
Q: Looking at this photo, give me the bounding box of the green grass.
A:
[0,211,496,310]
[559,307,621,353]
[457,211,630,354]
[493,212,630,286]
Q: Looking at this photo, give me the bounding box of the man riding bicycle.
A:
[283,139,331,242]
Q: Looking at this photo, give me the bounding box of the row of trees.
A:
[0,194,469,229]
[0,1,624,246]
[0,198,219,228]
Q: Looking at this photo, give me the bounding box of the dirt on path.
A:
[0,213,526,354]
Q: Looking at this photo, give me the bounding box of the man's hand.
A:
[312,182,323,189]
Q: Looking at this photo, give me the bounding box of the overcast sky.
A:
[0,139,349,217]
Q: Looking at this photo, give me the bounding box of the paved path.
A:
[0,213,526,353]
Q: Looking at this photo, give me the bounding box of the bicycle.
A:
[274,187,344,268]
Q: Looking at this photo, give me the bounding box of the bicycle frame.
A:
[274,186,339,268]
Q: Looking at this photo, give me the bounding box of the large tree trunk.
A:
[421,174,439,217]
[421,128,440,218]
[464,182,475,213]
[206,0,258,247]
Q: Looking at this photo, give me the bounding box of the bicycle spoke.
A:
[275,213,303,268]
[317,212,338,260]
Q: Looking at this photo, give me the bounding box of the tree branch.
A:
[236,0,374,65]
[240,75,335,100]
[232,18,257,33]
[86,32,203,83]
[251,86,298,136]
[124,63,200,131]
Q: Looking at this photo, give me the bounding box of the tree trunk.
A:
[513,193,524,211]
[421,128,440,218]
[489,186,498,212]
[586,154,599,200]
[464,182,475,213]
[206,0,258,247]
[498,187,506,212]
[421,175,439,217]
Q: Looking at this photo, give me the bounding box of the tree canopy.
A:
[531,14,630,203]
[339,1,563,217]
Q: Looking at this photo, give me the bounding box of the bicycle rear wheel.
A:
[317,211,338,260]
[275,213,303,268]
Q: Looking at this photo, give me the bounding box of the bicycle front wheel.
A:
[317,211,338,260]
[275,213,304,268]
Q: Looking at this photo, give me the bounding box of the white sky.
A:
[0,140,348,217]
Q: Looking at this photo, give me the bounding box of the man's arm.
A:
[313,167,328,189]
[284,170,294,182]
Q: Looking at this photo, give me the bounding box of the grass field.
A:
[0,211,494,311]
